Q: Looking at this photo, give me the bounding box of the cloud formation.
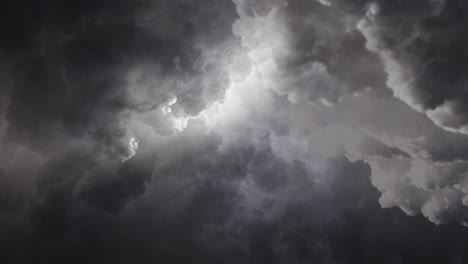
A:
[3,0,468,263]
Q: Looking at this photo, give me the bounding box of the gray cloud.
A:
[4,0,468,263]
[358,0,468,134]
[1,0,239,161]
[233,0,387,106]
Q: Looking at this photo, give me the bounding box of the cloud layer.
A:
[3,0,468,263]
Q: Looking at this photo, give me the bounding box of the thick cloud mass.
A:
[3,0,468,263]
[358,0,468,133]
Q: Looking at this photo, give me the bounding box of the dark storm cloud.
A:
[358,0,468,134]
[0,1,239,254]
[4,0,468,263]
[234,0,388,106]
[231,0,468,226]
[1,0,239,159]
[0,0,240,261]
[333,0,468,225]
[4,127,468,264]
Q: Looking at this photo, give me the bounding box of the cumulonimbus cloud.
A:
[3,0,468,263]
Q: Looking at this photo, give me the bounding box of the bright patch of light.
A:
[162,96,177,115]
[173,116,189,132]
[121,136,139,162]
[159,8,286,133]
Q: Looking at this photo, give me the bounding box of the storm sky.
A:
[2,0,468,263]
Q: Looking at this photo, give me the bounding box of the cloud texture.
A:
[3,0,468,263]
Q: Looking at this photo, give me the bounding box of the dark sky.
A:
[2,0,468,263]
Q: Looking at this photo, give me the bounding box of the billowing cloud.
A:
[358,0,468,134]
[4,0,468,263]
[233,0,387,106]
